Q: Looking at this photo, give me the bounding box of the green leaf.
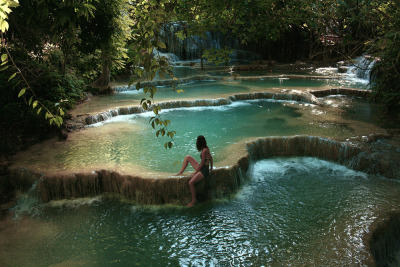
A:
[153,106,159,115]
[57,116,63,126]
[0,65,9,71]
[8,72,17,81]
[32,100,38,109]
[165,142,173,149]
[37,107,42,115]
[157,40,166,49]
[0,20,9,33]
[18,88,25,97]
[29,96,33,106]
[1,54,7,62]
[45,112,54,119]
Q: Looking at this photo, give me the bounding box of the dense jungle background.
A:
[1,0,400,158]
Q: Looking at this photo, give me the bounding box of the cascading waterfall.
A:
[160,22,225,60]
[152,48,181,65]
[10,181,42,220]
[77,87,371,128]
[76,91,318,127]
[347,55,376,81]
[7,135,399,205]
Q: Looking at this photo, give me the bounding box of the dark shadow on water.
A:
[343,98,400,129]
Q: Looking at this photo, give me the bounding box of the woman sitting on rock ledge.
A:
[176,135,213,207]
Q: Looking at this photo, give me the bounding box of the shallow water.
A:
[80,74,368,115]
[4,65,399,266]
[2,158,399,266]
[237,77,368,89]
[24,99,356,174]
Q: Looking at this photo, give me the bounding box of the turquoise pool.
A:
[51,99,353,173]
[3,158,399,266]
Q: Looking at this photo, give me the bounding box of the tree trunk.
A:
[91,64,111,93]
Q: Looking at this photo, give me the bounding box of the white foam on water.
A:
[154,100,253,115]
[314,67,338,75]
[344,76,370,85]
[90,112,144,127]
[119,88,143,94]
[11,182,42,220]
[46,197,103,209]
[88,98,305,128]
[249,157,368,182]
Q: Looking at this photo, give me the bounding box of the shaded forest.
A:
[1,0,400,156]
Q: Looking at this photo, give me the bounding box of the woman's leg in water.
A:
[176,155,199,175]
[187,172,204,207]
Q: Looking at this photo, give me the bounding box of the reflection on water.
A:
[342,97,398,129]
[2,158,399,266]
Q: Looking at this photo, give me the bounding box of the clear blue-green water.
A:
[5,67,397,266]
[80,74,368,115]
[117,81,251,100]
[4,158,399,266]
[236,77,368,89]
[55,100,351,173]
[115,77,368,98]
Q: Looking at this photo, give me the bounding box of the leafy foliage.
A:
[127,0,177,148]
[369,1,400,118]
[1,0,400,155]
[0,0,19,32]
[0,53,85,155]
[203,47,232,66]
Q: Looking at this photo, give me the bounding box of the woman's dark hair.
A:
[196,135,208,151]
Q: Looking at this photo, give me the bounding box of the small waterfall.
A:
[6,134,400,205]
[347,55,376,81]
[152,49,180,65]
[85,106,144,125]
[11,181,42,220]
[160,22,240,60]
[161,22,224,60]
[80,91,320,126]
